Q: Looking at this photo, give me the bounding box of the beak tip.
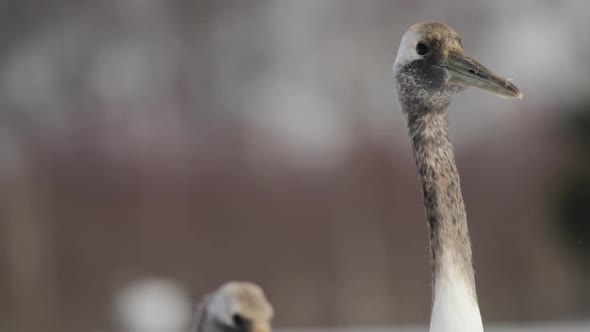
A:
[499,91,523,100]
[511,88,523,100]
[504,78,523,100]
[505,80,523,100]
[513,88,523,100]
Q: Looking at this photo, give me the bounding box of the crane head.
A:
[393,22,522,103]
[206,281,274,332]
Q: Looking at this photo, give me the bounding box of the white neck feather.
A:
[429,253,483,332]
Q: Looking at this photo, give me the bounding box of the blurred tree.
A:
[555,101,590,316]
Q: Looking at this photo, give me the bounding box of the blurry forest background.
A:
[0,1,589,332]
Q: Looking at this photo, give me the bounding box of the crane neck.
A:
[402,104,483,332]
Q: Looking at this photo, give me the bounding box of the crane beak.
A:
[442,53,523,99]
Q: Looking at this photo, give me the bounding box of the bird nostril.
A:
[468,69,476,74]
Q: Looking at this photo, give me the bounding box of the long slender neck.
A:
[402,102,483,332]
[406,108,475,291]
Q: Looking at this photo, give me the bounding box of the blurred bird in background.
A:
[193,282,274,332]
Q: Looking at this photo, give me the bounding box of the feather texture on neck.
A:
[403,106,483,332]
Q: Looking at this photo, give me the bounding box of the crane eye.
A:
[232,314,246,327]
[416,42,430,55]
